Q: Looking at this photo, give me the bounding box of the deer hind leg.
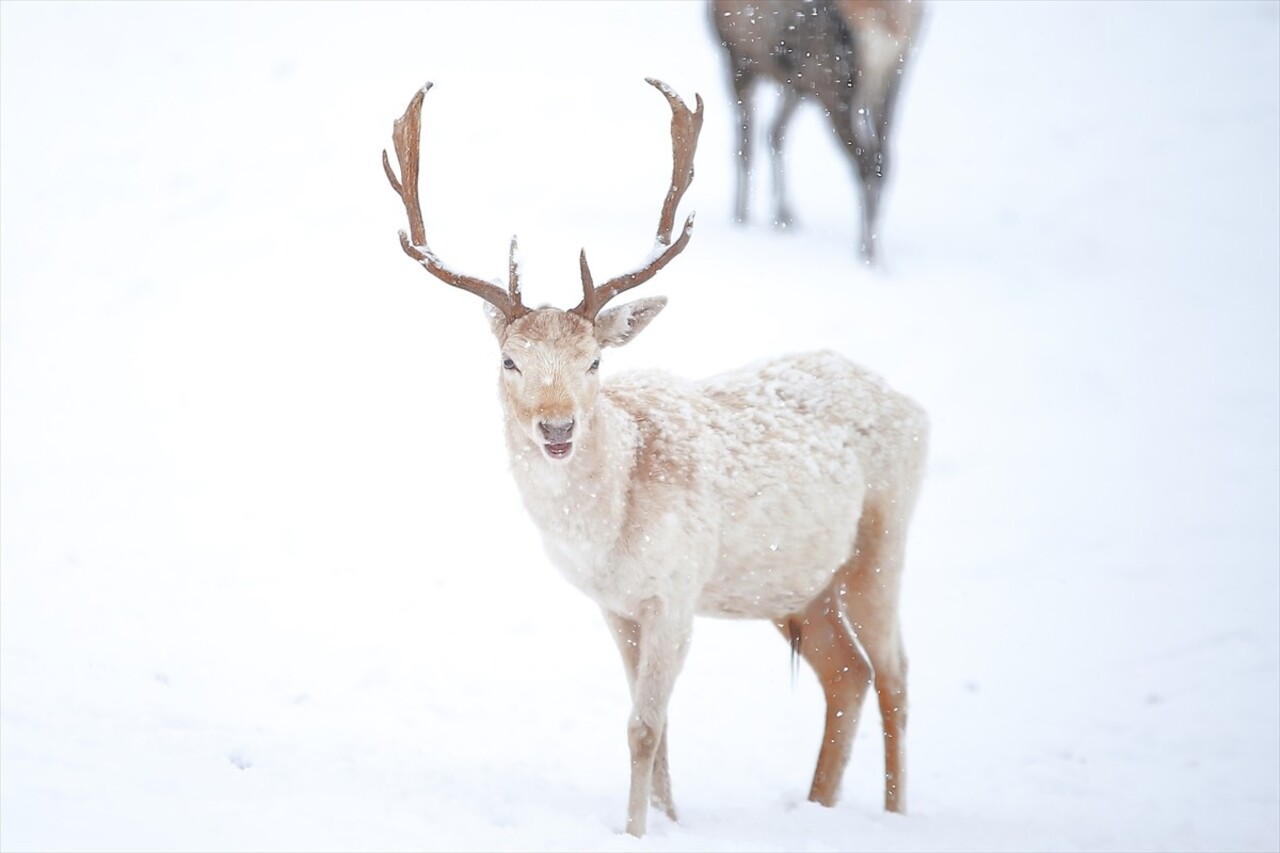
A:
[823,102,881,264]
[767,85,801,229]
[847,20,915,263]
[842,502,911,813]
[603,608,689,836]
[851,133,885,265]
[776,583,875,807]
[861,63,915,256]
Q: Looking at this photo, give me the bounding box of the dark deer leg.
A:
[831,102,883,264]
[855,148,884,265]
[729,68,757,224]
[768,85,802,229]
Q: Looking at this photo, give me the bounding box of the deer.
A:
[709,0,928,264]
[382,78,929,837]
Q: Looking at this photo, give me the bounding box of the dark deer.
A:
[709,0,927,263]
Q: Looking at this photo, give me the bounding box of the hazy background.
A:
[2,2,1277,850]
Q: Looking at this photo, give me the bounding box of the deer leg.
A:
[768,86,801,229]
[729,69,756,223]
[876,68,907,150]
[603,610,677,822]
[831,102,884,264]
[853,145,885,265]
[871,620,908,813]
[842,503,911,813]
[857,69,912,264]
[777,580,875,807]
[608,605,691,837]
[650,724,675,819]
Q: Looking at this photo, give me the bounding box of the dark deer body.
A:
[709,0,926,263]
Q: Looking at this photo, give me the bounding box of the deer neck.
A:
[501,391,636,559]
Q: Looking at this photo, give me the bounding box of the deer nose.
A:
[539,419,575,444]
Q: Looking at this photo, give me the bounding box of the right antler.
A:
[571,78,704,320]
[383,83,529,323]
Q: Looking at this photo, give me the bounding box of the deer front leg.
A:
[603,610,677,821]
[618,603,692,837]
[729,69,756,223]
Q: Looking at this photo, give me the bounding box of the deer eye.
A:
[502,356,519,372]
[588,357,601,373]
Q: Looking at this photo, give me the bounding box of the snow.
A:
[1,1,1277,851]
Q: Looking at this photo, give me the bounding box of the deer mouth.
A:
[543,441,574,460]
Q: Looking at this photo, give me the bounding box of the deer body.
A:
[507,345,925,619]
[384,79,928,838]
[709,0,927,263]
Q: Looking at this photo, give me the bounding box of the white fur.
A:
[377,76,925,837]
[490,305,928,836]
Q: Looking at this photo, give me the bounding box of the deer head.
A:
[383,79,703,462]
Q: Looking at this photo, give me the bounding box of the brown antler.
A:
[572,78,704,320]
[383,83,529,322]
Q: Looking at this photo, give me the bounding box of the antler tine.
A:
[573,78,704,320]
[383,83,528,322]
[649,77,704,243]
[508,235,522,302]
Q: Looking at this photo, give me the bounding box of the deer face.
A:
[383,78,697,464]
[488,298,667,462]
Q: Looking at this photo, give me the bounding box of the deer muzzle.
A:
[538,418,575,461]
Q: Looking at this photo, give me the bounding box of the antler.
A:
[383,83,529,322]
[572,78,704,320]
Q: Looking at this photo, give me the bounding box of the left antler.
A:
[571,78,704,320]
[383,83,530,323]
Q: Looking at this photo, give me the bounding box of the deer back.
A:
[711,0,859,111]
[532,349,928,622]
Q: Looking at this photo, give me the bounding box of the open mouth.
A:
[543,442,573,460]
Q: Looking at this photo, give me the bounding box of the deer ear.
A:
[483,302,509,338]
[594,296,667,348]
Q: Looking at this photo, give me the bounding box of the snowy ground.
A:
[1,1,1277,851]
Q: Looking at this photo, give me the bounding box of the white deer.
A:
[383,79,929,837]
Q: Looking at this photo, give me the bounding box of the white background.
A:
[2,1,1277,850]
